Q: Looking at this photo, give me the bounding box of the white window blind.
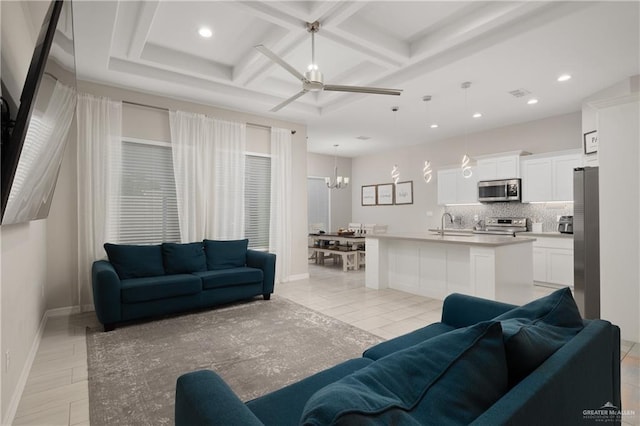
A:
[245,154,271,250]
[118,139,180,244]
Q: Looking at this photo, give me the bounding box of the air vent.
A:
[356,136,371,140]
[508,88,531,98]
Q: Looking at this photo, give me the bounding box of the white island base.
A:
[366,233,535,305]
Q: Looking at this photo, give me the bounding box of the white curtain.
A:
[169,110,215,242]
[77,92,122,309]
[169,111,246,241]
[4,81,76,224]
[269,127,293,283]
[212,119,246,239]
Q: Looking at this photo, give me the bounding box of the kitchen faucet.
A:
[441,212,453,236]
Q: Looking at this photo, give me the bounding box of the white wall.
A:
[351,112,581,232]
[307,153,352,231]
[587,76,640,342]
[0,1,50,420]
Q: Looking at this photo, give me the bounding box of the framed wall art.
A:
[376,183,394,205]
[583,130,598,154]
[395,181,413,205]
[361,185,377,206]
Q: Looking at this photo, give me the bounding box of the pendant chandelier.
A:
[390,106,401,184]
[461,81,474,179]
[422,95,433,184]
[325,144,349,189]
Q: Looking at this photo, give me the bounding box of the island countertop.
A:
[366,232,536,247]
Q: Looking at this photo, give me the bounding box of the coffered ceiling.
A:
[72,1,640,157]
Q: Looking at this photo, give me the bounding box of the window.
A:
[114,141,270,247]
[307,177,330,232]
[118,139,180,244]
[245,154,271,250]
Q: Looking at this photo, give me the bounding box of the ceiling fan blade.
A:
[270,90,309,112]
[323,84,403,96]
[255,44,307,83]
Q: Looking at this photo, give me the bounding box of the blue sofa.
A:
[175,288,621,425]
[92,239,275,331]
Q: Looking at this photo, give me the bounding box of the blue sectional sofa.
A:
[92,239,275,331]
[175,288,621,425]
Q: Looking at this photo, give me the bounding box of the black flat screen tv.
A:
[0,0,77,225]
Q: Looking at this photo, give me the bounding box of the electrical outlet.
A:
[473,214,479,222]
[5,351,10,372]
[426,211,433,217]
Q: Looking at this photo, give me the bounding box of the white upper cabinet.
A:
[521,151,582,202]
[476,154,521,181]
[521,158,553,201]
[437,169,458,205]
[437,167,478,205]
[553,154,582,201]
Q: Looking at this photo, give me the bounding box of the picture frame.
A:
[394,181,413,205]
[376,183,394,205]
[361,185,377,206]
[583,130,598,154]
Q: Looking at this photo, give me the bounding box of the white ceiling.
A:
[72,1,640,157]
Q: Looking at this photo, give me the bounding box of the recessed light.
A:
[527,98,539,105]
[198,27,213,38]
[430,124,439,129]
[557,74,571,82]
[472,113,482,118]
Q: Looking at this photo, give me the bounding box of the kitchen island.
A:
[365,232,536,304]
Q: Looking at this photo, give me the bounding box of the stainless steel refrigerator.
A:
[573,167,600,319]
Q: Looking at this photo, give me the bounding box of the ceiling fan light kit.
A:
[255,21,403,112]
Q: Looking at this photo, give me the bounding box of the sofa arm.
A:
[472,321,620,426]
[175,370,264,426]
[91,260,122,328]
[246,250,276,295]
[441,293,516,328]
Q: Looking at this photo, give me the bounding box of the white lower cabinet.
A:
[526,236,573,286]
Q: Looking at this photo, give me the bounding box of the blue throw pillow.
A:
[203,239,248,270]
[300,321,508,426]
[103,243,165,279]
[493,287,584,386]
[162,242,207,275]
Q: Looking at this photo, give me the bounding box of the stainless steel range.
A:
[473,217,528,236]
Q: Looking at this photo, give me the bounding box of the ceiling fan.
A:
[255,21,403,112]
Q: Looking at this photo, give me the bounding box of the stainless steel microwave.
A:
[477,178,521,202]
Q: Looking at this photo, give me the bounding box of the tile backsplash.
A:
[444,202,573,232]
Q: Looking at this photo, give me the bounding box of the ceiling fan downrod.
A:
[305,21,323,89]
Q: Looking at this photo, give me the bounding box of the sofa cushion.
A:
[121,274,201,303]
[363,322,455,361]
[247,358,374,426]
[203,239,248,270]
[104,243,165,279]
[300,321,508,426]
[193,267,263,290]
[493,287,584,386]
[162,242,207,274]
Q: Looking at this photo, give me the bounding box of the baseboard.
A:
[81,303,95,312]
[46,305,81,317]
[287,273,310,282]
[2,310,47,425]
[2,305,82,425]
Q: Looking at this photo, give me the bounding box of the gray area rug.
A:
[86,296,382,425]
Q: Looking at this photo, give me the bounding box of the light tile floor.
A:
[12,264,640,425]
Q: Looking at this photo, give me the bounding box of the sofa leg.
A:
[104,323,115,332]
[263,294,271,301]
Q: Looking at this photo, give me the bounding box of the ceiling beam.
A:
[126,0,160,60]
